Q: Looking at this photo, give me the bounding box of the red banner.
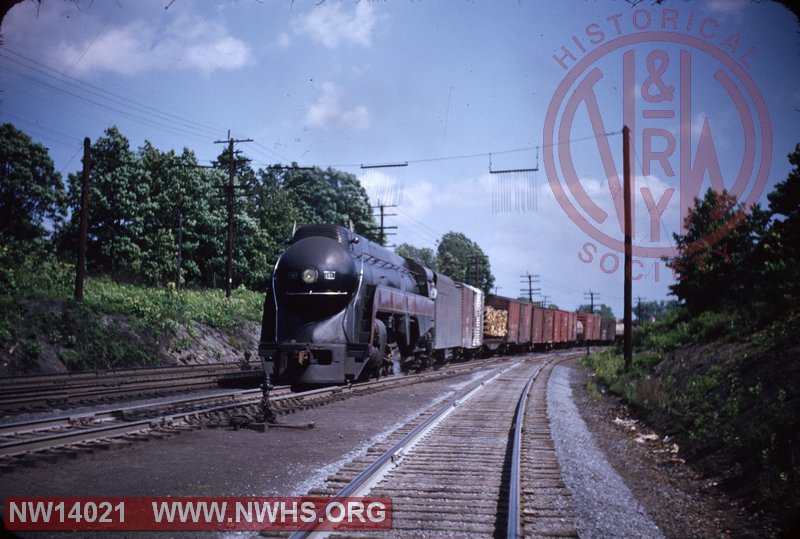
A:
[4,496,392,531]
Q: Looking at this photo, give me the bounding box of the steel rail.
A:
[507,361,543,538]
[0,357,508,461]
[0,365,263,411]
[287,360,526,539]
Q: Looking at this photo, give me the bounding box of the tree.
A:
[210,146,274,290]
[251,165,314,270]
[138,143,230,287]
[435,231,494,294]
[274,166,379,242]
[58,126,148,279]
[0,123,66,243]
[577,303,616,320]
[761,144,800,310]
[395,242,437,269]
[667,188,769,315]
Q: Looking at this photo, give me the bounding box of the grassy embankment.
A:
[583,310,799,530]
[0,253,263,373]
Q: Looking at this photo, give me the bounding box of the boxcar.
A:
[542,308,555,345]
[531,306,545,346]
[459,283,484,354]
[432,272,463,355]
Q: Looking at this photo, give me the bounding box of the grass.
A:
[581,308,800,529]
[1,247,264,371]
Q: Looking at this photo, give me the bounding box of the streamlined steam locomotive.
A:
[259,224,484,385]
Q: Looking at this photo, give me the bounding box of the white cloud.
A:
[705,0,750,17]
[55,13,252,76]
[276,32,291,49]
[295,2,383,48]
[305,82,371,131]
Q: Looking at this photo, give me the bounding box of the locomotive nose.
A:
[275,235,359,320]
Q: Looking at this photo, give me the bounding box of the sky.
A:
[1,0,798,318]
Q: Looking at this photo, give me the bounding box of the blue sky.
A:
[2,0,798,317]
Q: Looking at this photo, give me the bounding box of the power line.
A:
[323,131,619,170]
[2,46,227,139]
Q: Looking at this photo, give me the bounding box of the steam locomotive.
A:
[258,224,611,386]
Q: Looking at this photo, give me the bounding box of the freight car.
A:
[259,223,613,386]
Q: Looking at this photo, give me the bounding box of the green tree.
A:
[395,242,437,269]
[634,300,679,323]
[275,166,379,242]
[250,166,315,270]
[435,231,494,294]
[667,189,769,315]
[207,147,272,290]
[59,126,148,279]
[577,303,616,320]
[0,123,66,243]
[138,143,229,287]
[762,144,800,309]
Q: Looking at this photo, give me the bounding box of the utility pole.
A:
[175,211,183,289]
[371,203,397,246]
[74,137,90,302]
[540,294,550,308]
[520,273,540,302]
[583,290,599,313]
[623,125,633,371]
[214,132,253,298]
[636,296,647,326]
[469,255,481,290]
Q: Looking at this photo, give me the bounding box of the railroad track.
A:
[0,362,262,414]
[287,351,581,538]
[0,357,506,470]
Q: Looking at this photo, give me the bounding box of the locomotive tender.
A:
[259,223,610,386]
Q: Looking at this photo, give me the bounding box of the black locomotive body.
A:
[259,224,443,385]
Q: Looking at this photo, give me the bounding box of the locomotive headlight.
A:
[301,268,319,284]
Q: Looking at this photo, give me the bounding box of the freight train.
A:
[259,224,613,386]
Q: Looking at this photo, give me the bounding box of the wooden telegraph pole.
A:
[623,125,633,371]
[74,137,90,302]
[214,133,252,298]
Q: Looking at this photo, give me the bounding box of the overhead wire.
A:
[1,45,227,140]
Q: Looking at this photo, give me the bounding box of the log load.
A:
[484,306,508,337]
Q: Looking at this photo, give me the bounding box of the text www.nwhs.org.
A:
[5,496,392,531]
